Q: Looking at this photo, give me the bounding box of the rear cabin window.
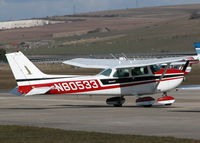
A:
[131,66,149,76]
[113,69,130,78]
[100,69,112,76]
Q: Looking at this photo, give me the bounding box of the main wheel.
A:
[113,104,122,107]
[164,103,172,106]
[136,96,155,107]
[106,96,125,107]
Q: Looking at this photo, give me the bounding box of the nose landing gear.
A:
[157,92,175,106]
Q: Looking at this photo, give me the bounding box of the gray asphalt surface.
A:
[0,90,200,139]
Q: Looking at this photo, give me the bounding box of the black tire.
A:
[143,105,153,107]
[113,104,122,107]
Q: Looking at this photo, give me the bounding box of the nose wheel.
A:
[157,92,175,106]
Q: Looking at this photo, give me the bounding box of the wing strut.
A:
[182,61,190,72]
[154,63,170,91]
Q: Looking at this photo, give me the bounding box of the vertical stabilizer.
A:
[6,51,47,86]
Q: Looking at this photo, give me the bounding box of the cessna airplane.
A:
[5,43,200,107]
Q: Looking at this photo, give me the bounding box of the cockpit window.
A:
[150,65,160,73]
[113,68,130,77]
[100,69,112,76]
[131,66,148,76]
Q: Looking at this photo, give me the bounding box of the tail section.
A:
[194,42,200,60]
[6,51,47,86]
[6,51,78,96]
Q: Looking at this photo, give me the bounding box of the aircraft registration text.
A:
[54,80,100,92]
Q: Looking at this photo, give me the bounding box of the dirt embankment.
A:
[61,34,125,46]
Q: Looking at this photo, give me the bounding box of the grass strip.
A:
[0,125,199,143]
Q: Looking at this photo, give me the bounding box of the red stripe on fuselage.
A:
[154,69,186,75]
[18,76,184,95]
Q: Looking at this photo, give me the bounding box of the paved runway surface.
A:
[0,90,200,139]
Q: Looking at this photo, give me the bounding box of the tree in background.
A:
[0,49,7,63]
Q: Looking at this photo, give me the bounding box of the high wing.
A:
[63,56,193,69]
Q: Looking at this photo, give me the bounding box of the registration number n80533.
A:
[54,80,99,92]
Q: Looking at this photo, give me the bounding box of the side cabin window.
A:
[131,66,149,76]
[113,68,130,78]
[100,69,112,76]
[171,65,183,70]
[150,65,160,74]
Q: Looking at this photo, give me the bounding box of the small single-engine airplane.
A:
[5,43,200,107]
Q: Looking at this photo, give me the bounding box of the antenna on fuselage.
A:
[121,53,134,63]
[110,53,122,64]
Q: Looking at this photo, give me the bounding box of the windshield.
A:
[100,69,112,76]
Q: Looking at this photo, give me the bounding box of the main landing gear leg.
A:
[157,92,175,106]
[162,92,168,98]
[106,95,126,107]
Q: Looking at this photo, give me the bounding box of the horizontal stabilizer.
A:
[176,85,200,90]
[25,86,53,96]
[10,87,23,96]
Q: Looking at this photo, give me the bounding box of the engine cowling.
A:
[157,96,175,105]
[106,97,125,107]
[136,97,155,107]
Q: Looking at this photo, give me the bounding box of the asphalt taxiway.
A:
[0,90,200,139]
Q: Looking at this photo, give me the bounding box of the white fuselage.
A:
[18,69,184,96]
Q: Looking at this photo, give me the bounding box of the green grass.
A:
[0,125,199,143]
